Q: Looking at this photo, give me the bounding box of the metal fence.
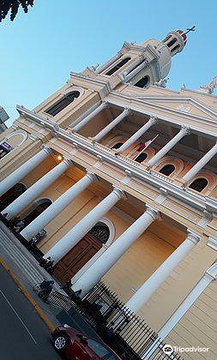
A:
[83,282,183,360]
[47,281,183,360]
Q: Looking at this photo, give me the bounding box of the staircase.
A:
[0,221,61,290]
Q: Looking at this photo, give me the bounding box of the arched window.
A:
[167,38,177,47]
[89,224,110,244]
[134,75,150,88]
[45,91,80,116]
[105,57,131,76]
[189,178,208,192]
[159,164,175,176]
[23,199,52,227]
[134,152,147,163]
[111,142,124,150]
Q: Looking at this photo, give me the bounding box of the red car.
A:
[52,325,122,360]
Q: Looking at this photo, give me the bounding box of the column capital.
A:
[181,125,191,136]
[112,186,127,200]
[63,158,74,167]
[149,115,158,124]
[145,206,160,220]
[101,101,109,108]
[186,229,201,244]
[85,170,98,182]
[41,145,52,155]
[206,262,217,280]
[139,54,145,60]
[123,107,132,116]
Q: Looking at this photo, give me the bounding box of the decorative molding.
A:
[29,134,39,141]
[70,72,112,94]
[112,185,127,201]
[15,106,217,220]
[108,93,217,133]
[120,170,132,185]
[61,85,85,97]
[133,95,217,119]
[4,129,28,147]
[155,187,168,204]
[176,104,191,113]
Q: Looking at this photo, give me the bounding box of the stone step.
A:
[0,223,64,292]
[0,229,43,284]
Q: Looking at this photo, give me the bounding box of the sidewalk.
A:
[0,220,67,330]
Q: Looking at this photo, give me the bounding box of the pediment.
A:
[135,96,217,122]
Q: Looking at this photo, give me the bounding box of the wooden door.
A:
[53,233,102,284]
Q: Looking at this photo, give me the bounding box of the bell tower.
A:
[92,28,194,90]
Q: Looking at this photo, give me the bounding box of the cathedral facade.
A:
[0,29,216,359]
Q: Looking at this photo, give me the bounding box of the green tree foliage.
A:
[0,0,34,22]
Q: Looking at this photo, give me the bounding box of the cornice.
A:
[107,93,217,136]
[69,73,112,94]
[68,71,217,131]
[16,106,217,219]
[181,87,217,100]
[122,41,160,59]
[134,95,217,119]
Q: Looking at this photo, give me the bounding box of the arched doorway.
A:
[53,222,110,284]
[22,199,52,227]
[0,183,26,211]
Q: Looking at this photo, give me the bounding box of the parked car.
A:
[51,325,122,359]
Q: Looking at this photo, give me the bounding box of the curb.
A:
[0,256,55,332]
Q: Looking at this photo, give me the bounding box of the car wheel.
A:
[53,333,69,353]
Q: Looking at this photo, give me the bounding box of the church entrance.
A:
[52,223,110,284]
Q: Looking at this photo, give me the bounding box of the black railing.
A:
[46,281,183,360]
[84,282,157,355]
[82,282,183,360]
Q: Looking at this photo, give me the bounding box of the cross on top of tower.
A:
[183,26,196,35]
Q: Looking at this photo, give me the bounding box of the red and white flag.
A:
[133,134,159,160]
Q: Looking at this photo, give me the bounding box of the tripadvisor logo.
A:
[162,343,209,355]
[162,344,173,355]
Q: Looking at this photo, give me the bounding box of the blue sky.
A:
[1,0,216,126]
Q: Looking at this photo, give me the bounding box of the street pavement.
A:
[0,264,61,360]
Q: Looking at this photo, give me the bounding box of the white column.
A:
[92,108,131,142]
[3,159,72,220]
[116,116,158,154]
[72,207,159,297]
[126,230,200,313]
[20,172,97,241]
[147,126,190,168]
[158,263,217,340]
[71,102,108,132]
[182,142,217,184]
[44,187,125,263]
[141,263,217,359]
[0,146,51,196]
